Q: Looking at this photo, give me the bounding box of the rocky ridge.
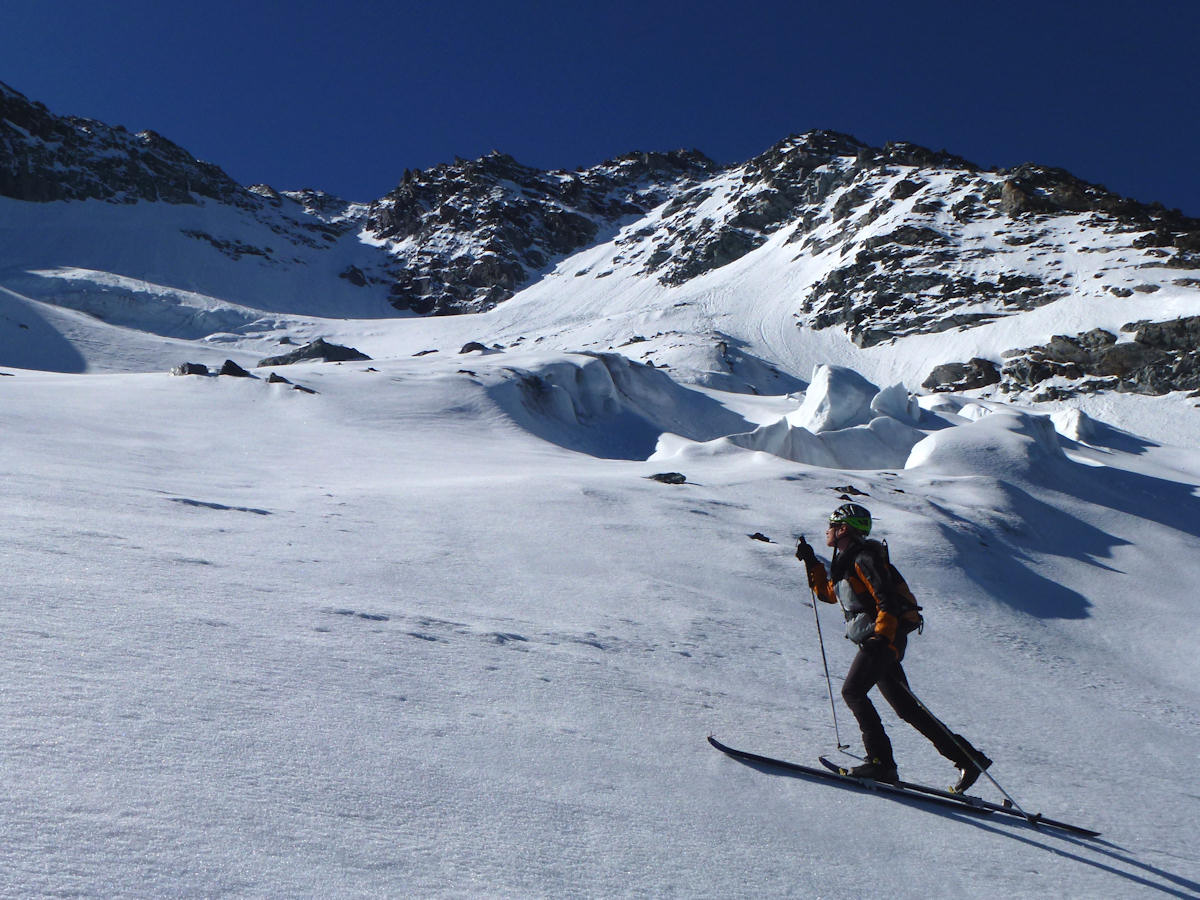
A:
[0,82,248,206]
[3,80,1200,398]
[364,149,715,313]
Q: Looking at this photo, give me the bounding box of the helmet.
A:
[829,503,872,536]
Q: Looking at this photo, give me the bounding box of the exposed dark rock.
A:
[1,81,249,206]
[367,148,715,313]
[804,226,1063,346]
[833,485,869,496]
[1133,228,1176,249]
[459,341,489,354]
[264,369,317,393]
[182,230,272,260]
[1163,251,1200,269]
[862,225,949,251]
[998,164,1146,218]
[951,194,987,222]
[219,360,254,378]
[645,132,870,284]
[879,142,979,171]
[890,179,924,200]
[1124,315,1200,349]
[1092,341,1169,376]
[171,362,210,376]
[973,316,1200,397]
[648,472,687,484]
[258,338,371,367]
[922,358,1001,391]
[658,226,764,286]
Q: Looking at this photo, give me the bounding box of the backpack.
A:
[877,539,924,635]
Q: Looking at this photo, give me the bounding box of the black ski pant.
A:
[841,634,972,768]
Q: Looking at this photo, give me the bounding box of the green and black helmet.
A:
[829,503,872,536]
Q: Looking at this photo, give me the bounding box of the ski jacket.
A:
[807,537,907,646]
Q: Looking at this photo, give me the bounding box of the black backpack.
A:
[871,539,924,635]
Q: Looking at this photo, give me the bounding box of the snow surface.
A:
[2,194,1200,897]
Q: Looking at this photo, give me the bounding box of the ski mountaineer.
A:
[795,503,993,792]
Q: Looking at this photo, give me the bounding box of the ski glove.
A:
[795,538,817,566]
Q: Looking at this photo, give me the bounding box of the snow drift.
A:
[652,365,927,469]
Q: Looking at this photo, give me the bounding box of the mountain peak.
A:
[0,81,247,205]
[3,81,1199,399]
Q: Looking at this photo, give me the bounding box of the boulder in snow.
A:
[648,472,687,484]
[922,358,1001,392]
[258,338,370,367]
[171,362,210,376]
[218,360,254,378]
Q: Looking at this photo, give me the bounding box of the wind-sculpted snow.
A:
[652,364,926,469]
[9,269,275,341]
[786,364,879,432]
[870,381,922,424]
[491,358,929,469]
[906,408,1069,479]
[488,351,752,459]
[655,414,926,470]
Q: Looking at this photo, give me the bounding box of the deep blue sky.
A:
[4,1,1198,214]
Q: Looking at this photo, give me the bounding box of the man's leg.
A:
[876,662,976,765]
[841,646,896,767]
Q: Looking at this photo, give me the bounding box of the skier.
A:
[795,502,992,792]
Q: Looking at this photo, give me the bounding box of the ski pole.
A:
[891,678,1038,826]
[799,536,849,752]
[809,583,850,751]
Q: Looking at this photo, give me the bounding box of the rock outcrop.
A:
[258,339,371,367]
[364,149,715,313]
[925,317,1200,398]
[0,81,249,205]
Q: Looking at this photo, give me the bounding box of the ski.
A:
[816,756,1098,837]
[709,736,996,818]
[707,736,1100,838]
[819,756,1001,807]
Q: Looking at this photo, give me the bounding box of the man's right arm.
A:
[796,539,836,604]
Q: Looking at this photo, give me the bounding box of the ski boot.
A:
[951,751,993,794]
[846,757,899,784]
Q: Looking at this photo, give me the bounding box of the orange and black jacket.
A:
[807,537,916,647]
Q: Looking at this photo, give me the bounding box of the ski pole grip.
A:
[795,535,815,565]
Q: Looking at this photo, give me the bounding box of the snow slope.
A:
[2,322,1199,896]
[3,123,1200,894]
